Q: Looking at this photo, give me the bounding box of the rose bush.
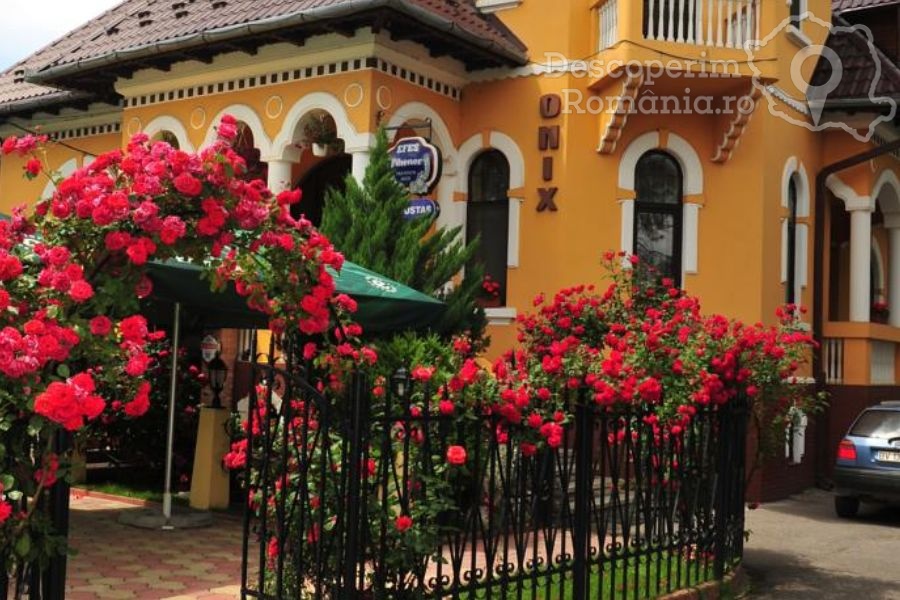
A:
[0,119,366,577]
[230,253,821,597]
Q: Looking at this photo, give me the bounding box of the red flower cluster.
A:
[34,373,105,431]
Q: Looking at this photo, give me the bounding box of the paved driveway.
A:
[744,489,900,599]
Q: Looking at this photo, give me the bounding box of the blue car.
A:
[834,401,900,517]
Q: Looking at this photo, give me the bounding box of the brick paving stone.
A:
[65,494,244,600]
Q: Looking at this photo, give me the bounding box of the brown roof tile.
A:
[810,17,900,105]
[833,0,900,13]
[0,0,527,113]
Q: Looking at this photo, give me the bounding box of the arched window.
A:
[786,177,799,304]
[634,151,683,285]
[466,150,510,306]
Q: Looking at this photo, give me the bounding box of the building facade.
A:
[1,0,900,500]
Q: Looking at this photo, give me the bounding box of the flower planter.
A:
[311,143,329,158]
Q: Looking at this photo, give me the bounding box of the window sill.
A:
[485,307,517,326]
[786,25,811,49]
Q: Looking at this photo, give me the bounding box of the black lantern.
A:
[208,353,228,409]
[391,367,410,399]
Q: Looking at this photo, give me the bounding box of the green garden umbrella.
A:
[144,259,445,334]
[143,258,444,526]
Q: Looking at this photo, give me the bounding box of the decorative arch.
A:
[618,131,703,196]
[386,102,456,171]
[271,92,366,161]
[618,131,703,277]
[825,174,873,211]
[781,156,811,217]
[202,105,272,156]
[455,131,526,193]
[41,158,78,200]
[873,168,900,215]
[143,115,195,152]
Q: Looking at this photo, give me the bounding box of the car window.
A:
[850,410,900,439]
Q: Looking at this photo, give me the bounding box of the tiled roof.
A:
[0,0,527,113]
[833,0,900,13]
[810,17,900,105]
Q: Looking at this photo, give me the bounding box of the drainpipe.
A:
[812,136,900,484]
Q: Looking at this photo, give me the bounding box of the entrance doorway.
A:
[294,154,351,227]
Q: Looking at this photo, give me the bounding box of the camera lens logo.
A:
[746,13,896,143]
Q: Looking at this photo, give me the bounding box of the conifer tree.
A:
[320,128,486,340]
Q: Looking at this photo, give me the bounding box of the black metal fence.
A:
[240,351,748,600]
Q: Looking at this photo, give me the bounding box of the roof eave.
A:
[27,0,528,87]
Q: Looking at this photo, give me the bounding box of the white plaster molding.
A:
[386,101,458,166]
[475,0,522,13]
[826,174,874,211]
[486,307,517,326]
[455,134,485,194]
[271,92,364,161]
[142,115,195,152]
[41,158,78,201]
[665,133,704,196]
[619,198,635,255]
[873,168,900,214]
[781,156,811,216]
[683,203,700,275]
[508,197,523,268]
[488,132,525,190]
[618,131,704,196]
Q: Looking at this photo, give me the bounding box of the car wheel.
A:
[835,495,860,518]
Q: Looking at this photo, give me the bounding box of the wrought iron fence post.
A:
[342,370,370,599]
[712,399,737,581]
[572,388,593,600]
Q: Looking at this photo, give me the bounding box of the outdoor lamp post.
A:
[392,367,410,399]
[208,353,228,409]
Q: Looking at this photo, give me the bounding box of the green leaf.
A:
[56,364,70,378]
[15,532,31,558]
[27,416,43,436]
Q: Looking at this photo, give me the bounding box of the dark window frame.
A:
[786,176,799,305]
[633,150,684,287]
[466,150,511,307]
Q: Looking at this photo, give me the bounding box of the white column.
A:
[889,225,900,327]
[351,149,371,184]
[266,159,294,194]
[849,207,873,323]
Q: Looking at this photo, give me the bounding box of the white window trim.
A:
[780,160,811,308]
[485,307,517,326]
[456,131,526,311]
[618,132,704,280]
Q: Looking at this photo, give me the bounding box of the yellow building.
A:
[2,0,900,499]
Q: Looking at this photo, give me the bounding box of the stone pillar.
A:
[266,159,294,194]
[888,219,900,327]
[849,206,873,323]
[350,148,371,184]
[189,407,231,510]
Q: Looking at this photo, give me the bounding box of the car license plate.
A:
[875,450,900,463]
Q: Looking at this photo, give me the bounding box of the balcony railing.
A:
[823,338,844,385]
[596,0,761,52]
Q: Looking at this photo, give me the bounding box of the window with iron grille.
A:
[634,151,683,286]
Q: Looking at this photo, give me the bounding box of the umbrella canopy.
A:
[143,259,445,334]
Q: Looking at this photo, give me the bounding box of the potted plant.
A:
[304,113,340,157]
[478,275,502,308]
